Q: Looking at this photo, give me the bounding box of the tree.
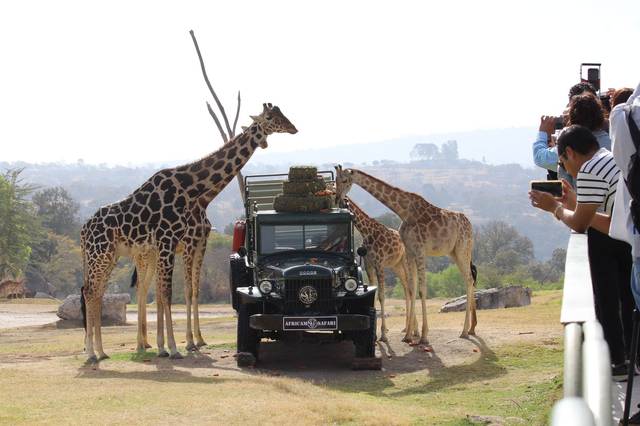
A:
[473,221,534,273]
[0,170,39,278]
[440,140,459,161]
[410,143,439,160]
[32,187,79,236]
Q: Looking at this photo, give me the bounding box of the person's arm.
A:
[532,116,559,170]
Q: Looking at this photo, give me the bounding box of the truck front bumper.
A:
[249,314,370,331]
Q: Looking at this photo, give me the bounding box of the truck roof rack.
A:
[244,170,334,213]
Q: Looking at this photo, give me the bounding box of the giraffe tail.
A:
[470,262,478,287]
[80,287,87,331]
[130,268,138,288]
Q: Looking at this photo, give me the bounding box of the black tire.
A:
[237,303,260,359]
[354,307,377,358]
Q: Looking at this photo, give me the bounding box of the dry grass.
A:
[0,291,563,425]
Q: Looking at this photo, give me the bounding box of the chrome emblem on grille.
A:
[298,285,318,305]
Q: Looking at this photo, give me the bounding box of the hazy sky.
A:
[1,0,639,165]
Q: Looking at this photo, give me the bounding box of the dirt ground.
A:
[0,292,563,425]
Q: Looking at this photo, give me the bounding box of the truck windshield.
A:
[259,222,350,255]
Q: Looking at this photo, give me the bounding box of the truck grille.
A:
[284,278,334,314]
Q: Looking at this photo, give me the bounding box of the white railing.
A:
[551,233,613,426]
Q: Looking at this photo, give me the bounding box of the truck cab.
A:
[229,171,378,367]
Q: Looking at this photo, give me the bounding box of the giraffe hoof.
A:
[98,354,110,361]
[378,335,389,343]
[158,350,170,358]
[418,338,430,346]
[145,343,153,349]
[196,341,207,348]
[169,352,184,360]
[468,330,476,336]
[186,343,198,352]
[460,332,469,339]
[401,336,413,343]
[85,355,99,365]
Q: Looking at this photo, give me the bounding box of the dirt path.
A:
[0,303,234,330]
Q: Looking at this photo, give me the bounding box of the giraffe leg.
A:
[135,255,154,352]
[183,255,196,352]
[84,289,97,364]
[375,268,388,342]
[94,289,109,361]
[415,254,429,345]
[393,257,417,336]
[192,240,207,347]
[156,251,182,360]
[402,255,419,343]
[156,285,168,358]
[453,250,477,337]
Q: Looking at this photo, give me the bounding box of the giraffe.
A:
[80,103,297,363]
[342,196,416,342]
[0,278,26,299]
[132,208,211,352]
[335,166,477,344]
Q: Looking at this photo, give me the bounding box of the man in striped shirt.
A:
[530,124,634,379]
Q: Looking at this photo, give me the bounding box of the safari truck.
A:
[229,167,380,369]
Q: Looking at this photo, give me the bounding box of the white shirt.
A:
[609,82,640,257]
[576,148,619,215]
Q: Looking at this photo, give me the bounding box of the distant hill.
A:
[1,151,567,261]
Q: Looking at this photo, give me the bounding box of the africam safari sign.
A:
[283,316,338,330]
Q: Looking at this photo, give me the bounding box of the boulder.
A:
[57,293,130,325]
[440,285,532,313]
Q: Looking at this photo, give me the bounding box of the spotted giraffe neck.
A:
[350,169,428,220]
[176,122,266,206]
[345,196,377,234]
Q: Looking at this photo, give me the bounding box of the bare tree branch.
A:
[189,30,233,139]
[206,102,228,143]
[232,91,241,137]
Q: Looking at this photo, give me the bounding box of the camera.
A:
[554,116,564,130]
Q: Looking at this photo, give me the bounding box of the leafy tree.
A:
[32,187,79,236]
[40,233,83,296]
[440,140,459,161]
[473,221,534,273]
[410,143,439,160]
[0,170,39,278]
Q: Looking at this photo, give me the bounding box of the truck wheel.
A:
[354,307,377,358]
[237,303,260,365]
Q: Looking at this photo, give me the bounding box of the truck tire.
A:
[237,303,260,362]
[354,307,377,358]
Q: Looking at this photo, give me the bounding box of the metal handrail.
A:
[551,233,613,426]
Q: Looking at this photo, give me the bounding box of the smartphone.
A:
[530,180,562,197]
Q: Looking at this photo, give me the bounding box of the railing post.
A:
[564,323,583,397]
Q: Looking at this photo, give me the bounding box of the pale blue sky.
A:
[1,0,639,165]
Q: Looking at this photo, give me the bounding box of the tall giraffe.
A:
[80,104,297,363]
[335,166,477,344]
[343,196,415,342]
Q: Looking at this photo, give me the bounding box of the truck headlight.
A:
[344,278,358,292]
[259,280,273,294]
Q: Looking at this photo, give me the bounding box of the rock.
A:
[57,293,130,325]
[440,285,532,313]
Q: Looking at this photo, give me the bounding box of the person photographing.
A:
[530,124,634,379]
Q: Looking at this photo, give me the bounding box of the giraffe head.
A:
[249,103,298,144]
[334,164,354,203]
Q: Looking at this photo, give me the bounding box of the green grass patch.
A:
[108,351,158,362]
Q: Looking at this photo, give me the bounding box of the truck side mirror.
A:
[237,246,248,257]
[357,246,367,257]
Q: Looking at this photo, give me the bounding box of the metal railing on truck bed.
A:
[244,171,334,213]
